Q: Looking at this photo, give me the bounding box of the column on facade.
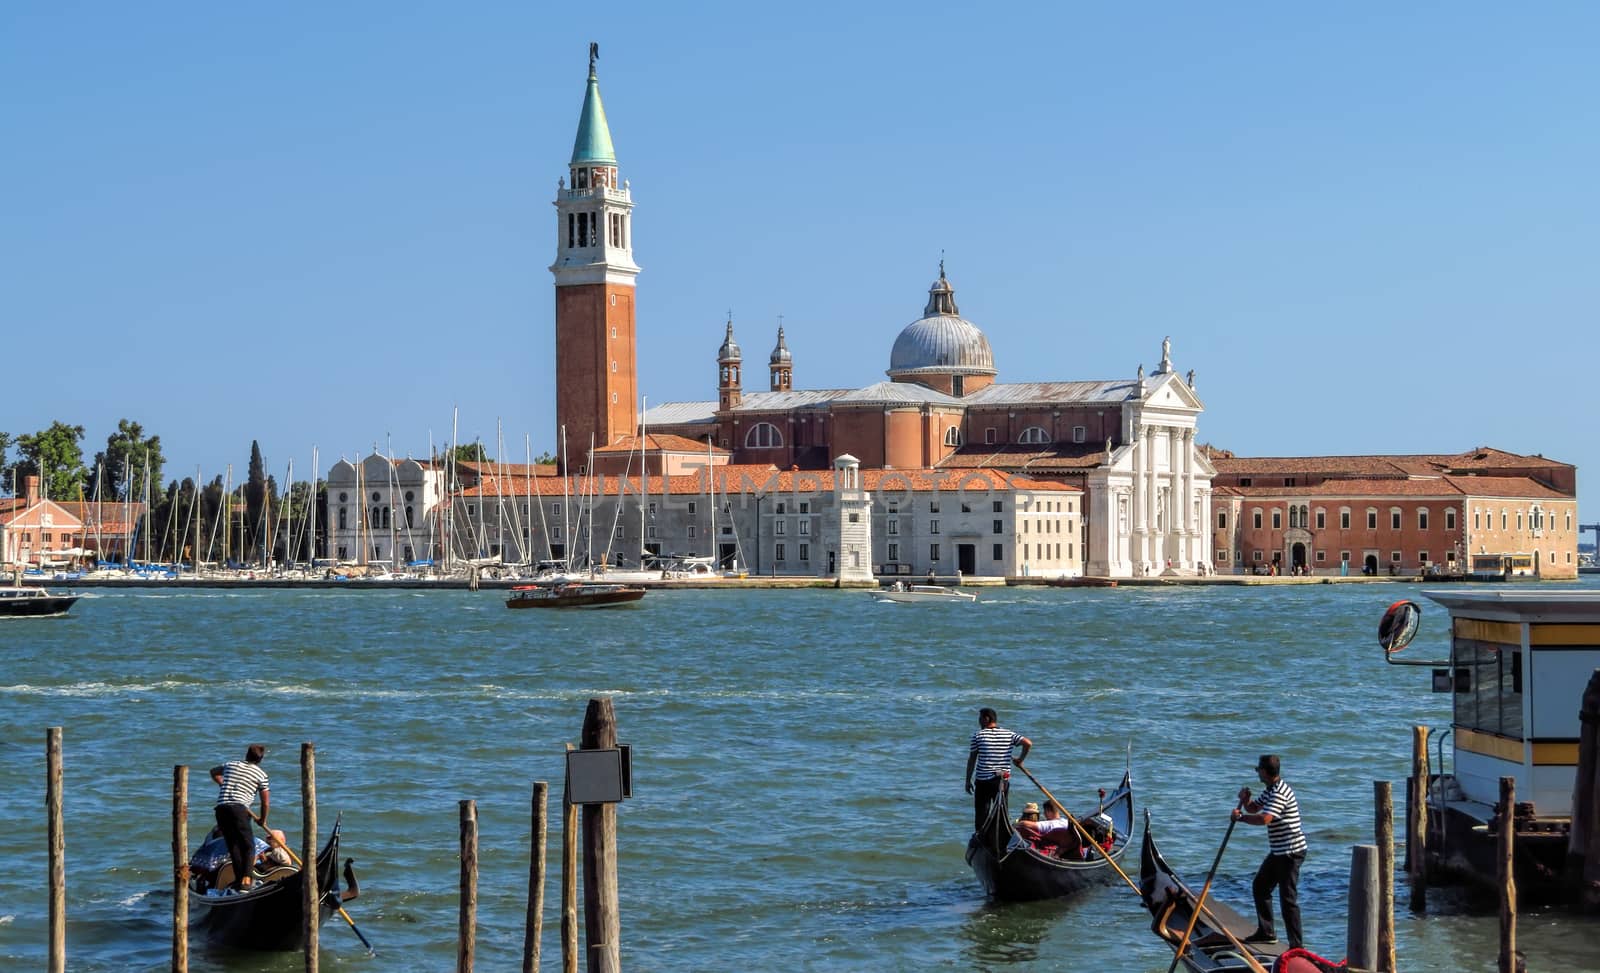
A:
[1182,429,1197,568]
[1145,424,1158,573]
[1130,424,1145,575]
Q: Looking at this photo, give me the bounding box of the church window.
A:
[1217,511,1227,530]
[1517,511,1524,530]
[1277,509,1286,529]
[985,427,997,445]
[953,376,965,396]
[1418,509,1429,530]
[1315,509,1325,529]
[1253,551,1263,561]
[567,214,575,248]
[577,212,588,247]
[1367,509,1378,529]
[944,426,962,447]
[848,513,860,523]
[575,168,588,189]
[1252,510,1262,530]
[339,509,348,529]
[1018,426,1051,445]
[1341,509,1351,529]
[612,361,618,372]
[1073,425,1086,443]
[745,423,783,448]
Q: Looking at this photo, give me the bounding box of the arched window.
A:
[1018,426,1051,445]
[944,426,962,447]
[745,422,783,448]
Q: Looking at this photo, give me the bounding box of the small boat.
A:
[506,582,646,609]
[1048,577,1118,588]
[189,815,359,951]
[965,768,1134,901]
[1139,812,1301,972]
[870,583,977,604]
[0,585,80,618]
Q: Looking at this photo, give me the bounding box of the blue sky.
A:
[4,4,1596,516]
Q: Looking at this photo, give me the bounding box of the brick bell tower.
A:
[552,43,639,472]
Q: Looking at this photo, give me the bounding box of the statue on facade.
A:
[1137,364,1145,382]
[1186,368,1196,389]
[1159,336,1172,373]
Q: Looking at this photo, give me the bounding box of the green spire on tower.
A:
[570,42,617,166]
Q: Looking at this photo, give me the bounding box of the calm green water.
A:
[4,580,1600,971]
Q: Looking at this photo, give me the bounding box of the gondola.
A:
[964,767,1134,901]
[1139,812,1346,973]
[188,814,360,951]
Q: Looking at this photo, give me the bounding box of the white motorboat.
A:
[870,583,977,604]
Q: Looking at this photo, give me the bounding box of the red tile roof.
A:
[453,464,1079,498]
[1219,476,1570,501]
[1211,446,1572,478]
[593,434,727,455]
[938,443,1106,472]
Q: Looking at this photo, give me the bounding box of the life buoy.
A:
[1377,599,1421,654]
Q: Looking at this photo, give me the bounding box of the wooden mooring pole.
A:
[1498,776,1518,973]
[302,743,319,973]
[1568,669,1600,912]
[524,781,549,973]
[459,799,479,973]
[1409,725,1429,913]
[47,726,66,973]
[1374,781,1395,973]
[1345,844,1378,973]
[581,698,620,973]
[563,745,578,973]
[172,765,189,973]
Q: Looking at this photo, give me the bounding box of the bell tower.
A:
[552,44,639,470]
[769,324,792,391]
[717,318,743,411]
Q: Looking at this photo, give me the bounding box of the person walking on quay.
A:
[965,707,1030,832]
[211,743,271,891]
[1232,753,1307,948]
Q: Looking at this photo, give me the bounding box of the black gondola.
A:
[964,767,1135,901]
[1138,810,1293,972]
[188,814,360,951]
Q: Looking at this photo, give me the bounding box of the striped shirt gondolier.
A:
[1258,779,1307,856]
[215,761,270,807]
[969,726,1023,780]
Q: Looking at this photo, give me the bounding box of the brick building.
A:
[1208,448,1579,579]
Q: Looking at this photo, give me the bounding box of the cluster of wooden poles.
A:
[38,697,627,973]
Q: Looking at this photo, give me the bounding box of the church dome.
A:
[718,321,741,362]
[887,268,996,378]
[770,326,792,364]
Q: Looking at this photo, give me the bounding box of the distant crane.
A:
[1581,523,1600,563]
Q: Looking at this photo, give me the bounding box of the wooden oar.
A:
[255,815,376,956]
[1012,763,1140,897]
[1167,803,1242,973]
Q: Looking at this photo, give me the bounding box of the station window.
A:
[1418,509,1429,530]
[1253,511,1262,530]
[1368,510,1378,530]
[1272,510,1282,530]
[1315,510,1326,530]
[1446,509,1456,530]
[1391,510,1402,530]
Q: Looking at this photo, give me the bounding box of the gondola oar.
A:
[1013,763,1140,897]
[1167,802,1242,973]
[255,816,376,956]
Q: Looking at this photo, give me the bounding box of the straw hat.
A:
[1021,802,1040,816]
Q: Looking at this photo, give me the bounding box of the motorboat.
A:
[0,585,80,618]
[870,582,977,604]
[506,582,646,609]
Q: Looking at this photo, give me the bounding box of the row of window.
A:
[1224,507,1459,532]
[741,422,1102,450]
[1021,543,1071,561]
[335,490,418,504]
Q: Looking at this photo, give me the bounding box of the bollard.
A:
[1498,776,1518,973]
[1374,781,1395,973]
[524,780,549,973]
[459,799,479,973]
[1346,844,1379,972]
[1410,725,1429,913]
[173,765,189,973]
[47,727,66,973]
[581,698,621,973]
[563,745,579,973]
[302,743,319,973]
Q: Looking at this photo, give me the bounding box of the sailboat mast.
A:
[585,433,595,570]
[639,397,647,565]
[193,465,202,576]
[309,447,319,567]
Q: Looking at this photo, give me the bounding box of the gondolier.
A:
[1232,753,1307,949]
[211,744,271,892]
[965,707,1030,832]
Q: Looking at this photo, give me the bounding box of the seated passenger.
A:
[1016,800,1084,858]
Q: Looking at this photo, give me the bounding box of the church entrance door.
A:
[1291,543,1307,572]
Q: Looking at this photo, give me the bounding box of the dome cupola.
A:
[886,264,996,395]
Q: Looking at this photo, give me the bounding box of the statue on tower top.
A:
[1159,336,1172,374]
[589,42,599,73]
